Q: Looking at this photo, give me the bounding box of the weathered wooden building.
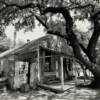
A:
[0,35,73,90]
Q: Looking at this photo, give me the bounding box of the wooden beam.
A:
[56,60,59,78]
[60,56,64,90]
[13,31,17,48]
[37,47,40,82]
[41,50,45,83]
[37,84,64,93]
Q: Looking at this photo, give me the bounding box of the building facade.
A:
[0,35,74,90]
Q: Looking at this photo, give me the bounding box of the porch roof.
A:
[0,35,73,60]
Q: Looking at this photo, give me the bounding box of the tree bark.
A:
[87,18,100,63]
[44,7,100,86]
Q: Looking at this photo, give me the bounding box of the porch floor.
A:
[38,79,91,93]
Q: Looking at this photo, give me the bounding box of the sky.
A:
[5,20,46,43]
[5,18,91,44]
[75,19,91,32]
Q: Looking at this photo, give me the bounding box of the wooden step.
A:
[37,84,64,93]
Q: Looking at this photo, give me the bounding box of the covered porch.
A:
[0,35,75,92]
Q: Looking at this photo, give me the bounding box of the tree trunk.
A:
[67,31,100,87]
[44,7,100,87]
[87,19,100,63]
[63,10,100,87]
[89,77,100,88]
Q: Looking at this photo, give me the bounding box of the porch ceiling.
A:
[14,51,37,61]
[40,46,73,57]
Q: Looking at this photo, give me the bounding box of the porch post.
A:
[56,61,59,78]
[37,47,40,82]
[60,56,64,90]
[41,50,45,83]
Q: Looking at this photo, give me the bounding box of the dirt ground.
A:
[0,86,99,100]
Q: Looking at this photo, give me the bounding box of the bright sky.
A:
[75,19,91,32]
[5,20,46,43]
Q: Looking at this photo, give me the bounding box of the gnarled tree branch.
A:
[43,7,100,77]
[87,18,100,62]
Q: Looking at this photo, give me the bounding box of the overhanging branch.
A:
[34,14,49,29]
[47,30,68,39]
[0,1,39,15]
[91,9,100,19]
[0,1,36,9]
[79,43,87,54]
[31,12,68,40]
